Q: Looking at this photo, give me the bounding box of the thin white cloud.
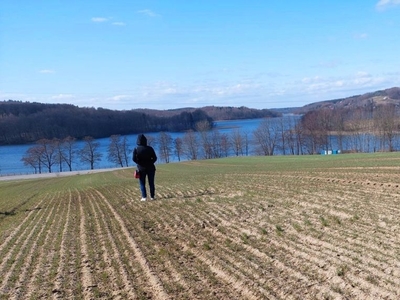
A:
[109,95,131,101]
[136,80,263,107]
[112,22,126,26]
[300,72,388,99]
[50,94,75,100]
[91,17,126,26]
[91,17,109,22]
[39,69,55,74]
[353,33,368,39]
[137,9,160,17]
[376,0,400,10]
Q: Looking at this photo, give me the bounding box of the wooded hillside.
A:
[135,105,280,120]
[0,101,213,145]
[294,87,400,114]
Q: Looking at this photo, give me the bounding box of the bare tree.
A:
[220,132,231,157]
[231,129,245,156]
[243,131,250,156]
[182,130,199,160]
[300,111,329,154]
[281,116,301,155]
[253,118,278,156]
[346,108,371,153]
[36,139,57,173]
[173,137,183,162]
[317,109,335,152]
[277,117,287,155]
[285,128,296,155]
[53,138,64,172]
[158,132,173,163]
[60,136,76,171]
[196,121,213,159]
[293,122,305,155]
[107,135,125,167]
[210,130,223,158]
[121,136,130,167]
[21,145,43,174]
[374,104,398,152]
[331,109,346,152]
[79,136,102,170]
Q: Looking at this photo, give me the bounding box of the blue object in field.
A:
[321,149,341,155]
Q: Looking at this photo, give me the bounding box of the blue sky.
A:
[1,0,400,110]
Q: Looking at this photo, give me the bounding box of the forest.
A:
[0,101,279,145]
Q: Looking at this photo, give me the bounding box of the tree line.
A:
[20,119,258,173]
[20,124,250,173]
[21,103,400,174]
[298,103,400,153]
[166,104,400,158]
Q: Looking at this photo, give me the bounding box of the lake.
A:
[0,117,282,176]
[5,113,394,177]
[4,113,392,176]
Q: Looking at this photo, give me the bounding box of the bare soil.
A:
[1,163,400,299]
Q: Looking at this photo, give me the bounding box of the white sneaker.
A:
[150,198,155,201]
[140,198,146,201]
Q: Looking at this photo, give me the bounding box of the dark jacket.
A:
[133,134,157,172]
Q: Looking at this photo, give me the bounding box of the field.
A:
[1,153,400,299]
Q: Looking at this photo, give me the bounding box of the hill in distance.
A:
[134,105,280,120]
[292,87,400,114]
[133,87,400,117]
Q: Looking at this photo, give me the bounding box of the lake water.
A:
[0,117,278,176]
[4,114,393,177]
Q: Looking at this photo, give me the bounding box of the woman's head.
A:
[137,134,147,146]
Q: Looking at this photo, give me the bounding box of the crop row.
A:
[1,164,400,299]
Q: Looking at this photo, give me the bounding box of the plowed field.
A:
[1,154,400,299]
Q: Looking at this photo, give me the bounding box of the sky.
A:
[1,0,400,111]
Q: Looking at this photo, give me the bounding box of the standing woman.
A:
[133,134,157,201]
